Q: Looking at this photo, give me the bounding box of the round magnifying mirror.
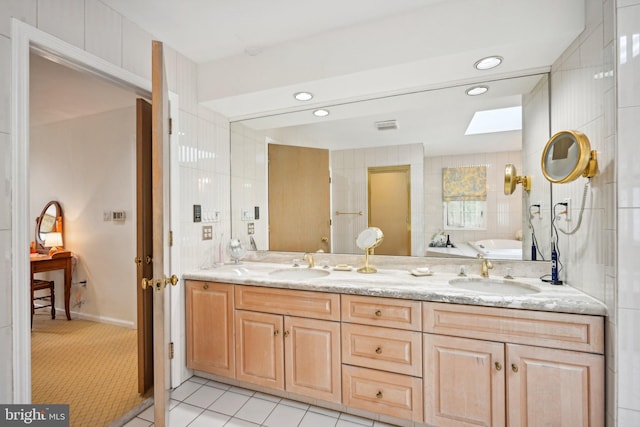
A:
[356,227,384,250]
[541,130,595,183]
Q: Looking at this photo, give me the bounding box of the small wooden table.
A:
[30,252,73,320]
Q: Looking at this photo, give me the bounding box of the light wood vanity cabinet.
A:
[185,281,235,378]
[341,295,424,422]
[186,281,605,426]
[423,302,605,427]
[234,285,342,403]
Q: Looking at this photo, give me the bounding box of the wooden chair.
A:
[32,279,55,325]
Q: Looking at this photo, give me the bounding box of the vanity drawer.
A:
[341,295,421,331]
[423,302,604,354]
[342,365,423,422]
[342,323,422,376]
[235,285,340,321]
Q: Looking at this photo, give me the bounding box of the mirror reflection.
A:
[35,200,63,254]
[230,74,551,261]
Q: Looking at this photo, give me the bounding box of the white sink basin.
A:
[269,268,330,280]
[448,278,540,295]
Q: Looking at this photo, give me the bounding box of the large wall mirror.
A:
[230,73,551,261]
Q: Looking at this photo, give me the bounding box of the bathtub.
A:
[468,239,523,260]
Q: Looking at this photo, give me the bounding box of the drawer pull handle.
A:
[274,330,279,337]
[284,331,290,338]
[376,391,383,399]
[375,347,382,354]
[203,284,209,290]
[511,364,519,373]
[495,362,502,371]
[374,310,382,317]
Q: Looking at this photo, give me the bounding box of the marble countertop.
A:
[183,261,607,316]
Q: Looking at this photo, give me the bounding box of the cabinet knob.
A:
[374,310,382,317]
[274,330,280,336]
[376,391,383,399]
[375,347,382,354]
[284,331,290,338]
[203,284,209,290]
[511,363,519,373]
[495,362,502,371]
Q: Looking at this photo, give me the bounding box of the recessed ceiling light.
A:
[474,56,503,70]
[465,85,489,96]
[294,91,313,101]
[313,109,329,117]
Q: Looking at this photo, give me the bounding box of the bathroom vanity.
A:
[184,262,605,427]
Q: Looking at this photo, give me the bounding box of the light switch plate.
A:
[202,225,212,240]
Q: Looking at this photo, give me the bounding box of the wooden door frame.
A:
[11,20,184,402]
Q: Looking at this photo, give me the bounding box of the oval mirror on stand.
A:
[35,201,63,254]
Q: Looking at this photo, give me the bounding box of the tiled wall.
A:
[424,151,522,247]
[521,76,552,261]
[617,0,640,425]
[0,0,229,402]
[331,144,424,255]
[229,123,268,253]
[548,0,621,425]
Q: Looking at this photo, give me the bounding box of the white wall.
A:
[30,107,137,326]
[424,151,522,247]
[616,0,640,425]
[546,0,620,424]
[0,0,229,402]
[522,76,552,261]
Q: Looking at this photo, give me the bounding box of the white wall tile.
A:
[121,18,152,81]
[618,5,640,109]
[618,107,640,208]
[618,308,640,411]
[0,36,10,134]
[0,0,36,37]
[0,133,8,231]
[618,208,640,310]
[0,325,11,402]
[37,0,84,49]
[619,408,640,427]
[84,0,122,66]
[177,53,198,115]
[0,229,10,328]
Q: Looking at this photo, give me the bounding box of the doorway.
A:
[28,53,153,422]
[367,165,411,255]
[13,20,182,411]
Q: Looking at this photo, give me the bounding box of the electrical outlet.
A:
[563,198,571,221]
[535,201,543,220]
[103,211,112,221]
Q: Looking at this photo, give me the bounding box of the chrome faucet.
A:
[303,253,315,268]
[480,257,493,278]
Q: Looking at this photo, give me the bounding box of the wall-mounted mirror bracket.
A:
[504,164,531,195]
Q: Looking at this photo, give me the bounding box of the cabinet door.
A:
[186,281,234,377]
[507,344,604,427]
[284,316,341,403]
[235,310,284,390]
[424,334,505,427]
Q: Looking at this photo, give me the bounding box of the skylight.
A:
[465,106,522,135]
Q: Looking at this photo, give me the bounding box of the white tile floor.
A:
[124,377,397,427]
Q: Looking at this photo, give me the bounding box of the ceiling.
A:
[30,0,585,153]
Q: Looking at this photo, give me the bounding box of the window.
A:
[442,166,487,230]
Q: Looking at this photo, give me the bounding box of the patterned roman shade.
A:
[442,166,487,201]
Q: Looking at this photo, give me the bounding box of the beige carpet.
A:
[31,315,148,426]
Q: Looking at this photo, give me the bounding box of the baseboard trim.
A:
[54,308,135,329]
